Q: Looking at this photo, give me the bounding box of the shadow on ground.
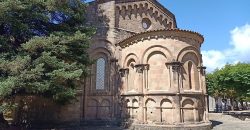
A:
[210,120,223,128]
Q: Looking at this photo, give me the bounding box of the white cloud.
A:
[202,23,250,72]
[201,50,226,72]
[230,24,250,61]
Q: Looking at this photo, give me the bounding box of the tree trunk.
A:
[230,98,234,111]
[235,100,239,110]
[240,100,244,110]
[225,101,228,111]
[246,102,249,109]
[0,112,9,128]
[215,97,219,112]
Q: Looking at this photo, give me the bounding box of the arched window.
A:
[187,61,199,90]
[188,61,193,90]
[96,58,105,90]
[128,61,136,91]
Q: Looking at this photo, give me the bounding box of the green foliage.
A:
[0,0,94,109]
[0,102,17,113]
[206,63,250,102]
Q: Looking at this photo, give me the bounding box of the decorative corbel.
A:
[197,66,207,75]
[144,64,150,71]
[110,58,118,63]
[135,64,150,73]
[165,61,183,80]
[135,64,143,73]
[119,68,129,77]
[165,61,183,73]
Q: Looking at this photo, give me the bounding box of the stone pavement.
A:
[209,113,250,130]
[7,113,250,130]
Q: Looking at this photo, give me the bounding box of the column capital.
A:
[135,64,150,73]
[119,68,129,77]
[197,66,206,75]
[165,61,183,72]
[110,58,118,62]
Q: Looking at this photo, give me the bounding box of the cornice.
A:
[147,0,176,26]
[115,0,176,24]
[115,0,177,28]
[116,29,204,48]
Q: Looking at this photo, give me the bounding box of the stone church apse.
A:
[58,0,212,129]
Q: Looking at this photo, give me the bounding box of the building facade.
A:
[57,0,210,129]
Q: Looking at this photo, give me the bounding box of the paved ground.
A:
[7,113,250,130]
[209,113,250,130]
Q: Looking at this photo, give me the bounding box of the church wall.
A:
[119,31,208,126]
[13,94,83,125]
[11,1,209,129]
[120,37,204,90]
[114,29,135,43]
[115,1,176,33]
[83,0,124,122]
[83,42,119,121]
[57,94,82,123]
[81,1,209,129]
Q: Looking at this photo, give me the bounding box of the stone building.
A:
[55,0,210,129]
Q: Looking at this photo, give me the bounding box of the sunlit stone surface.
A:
[58,0,211,129]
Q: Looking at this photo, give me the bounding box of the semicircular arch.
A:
[182,98,195,108]
[88,99,99,106]
[177,46,201,66]
[90,39,115,56]
[101,99,111,106]
[90,47,112,59]
[160,98,172,107]
[123,53,140,68]
[145,98,156,107]
[142,45,172,64]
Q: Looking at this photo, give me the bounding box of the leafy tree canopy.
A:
[207,63,250,102]
[0,0,94,106]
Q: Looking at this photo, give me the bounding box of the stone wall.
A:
[115,2,173,33]
[117,29,209,128]
[71,0,210,129]
[13,96,80,127]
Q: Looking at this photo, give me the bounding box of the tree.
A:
[0,0,94,127]
[206,63,250,111]
[207,69,228,112]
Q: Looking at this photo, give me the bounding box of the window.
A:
[142,18,151,30]
[96,58,105,90]
[188,61,193,90]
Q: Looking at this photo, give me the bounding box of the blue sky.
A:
[158,0,250,72]
[159,0,250,50]
[86,0,250,72]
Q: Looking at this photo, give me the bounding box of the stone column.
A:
[119,68,129,93]
[166,61,183,90]
[197,66,202,91]
[111,58,118,119]
[143,64,149,123]
[135,64,149,93]
[197,65,207,91]
[144,65,149,91]
[119,68,129,120]
[198,66,209,122]
[135,64,149,123]
[202,66,209,122]
[202,66,207,93]
[166,61,183,124]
